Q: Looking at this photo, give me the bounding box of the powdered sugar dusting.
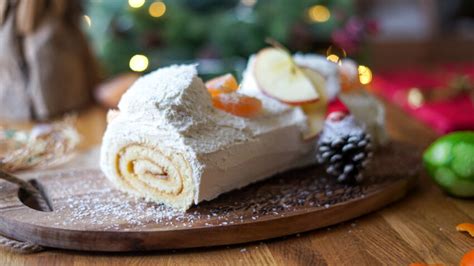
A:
[36,163,411,231]
[54,193,182,230]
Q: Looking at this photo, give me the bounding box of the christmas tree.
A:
[84,0,371,77]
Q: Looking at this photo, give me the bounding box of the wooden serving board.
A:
[0,142,420,252]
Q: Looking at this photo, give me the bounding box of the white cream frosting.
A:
[103,64,313,204]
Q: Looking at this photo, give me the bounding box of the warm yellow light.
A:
[129,0,145,8]
[129,54,149,72]
[241,0,257,7]
[358,65,373,85]
[308,5,330,23]
[83,15,91,27]
[326,45,346,59]
[149,1,166,18]
[407,88,424,108]
[326,54,340,64]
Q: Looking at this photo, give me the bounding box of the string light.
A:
[129,55,149,72]
[307,5,330,23]
[241,0,257,7]
[358,65,373,85]
[83,15,91,27]
[149,1,166,18]
[128,0,145,8]
[326,54,340,64]
[326,46,345,65]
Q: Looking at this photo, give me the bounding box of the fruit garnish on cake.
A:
[100,47,375,211]
[253,47,320,105]
[205,73,239,97]
[243,45,373,184]
[205,73,262,118]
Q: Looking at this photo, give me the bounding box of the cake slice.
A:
[100,64,317,211]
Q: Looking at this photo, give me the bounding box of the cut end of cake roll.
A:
[112,142,195,211]
[100,64,210,211]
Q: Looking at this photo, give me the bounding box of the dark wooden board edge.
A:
[0,172,417,252]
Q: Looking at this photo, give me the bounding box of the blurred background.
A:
[0,0,473,132]
[84,0,474,77]
[0,0,473,259]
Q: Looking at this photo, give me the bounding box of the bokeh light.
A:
[407,88,424,108]
[129,55,149,72]
[83,15,91,27]
[307,5,330,23]
[326,45,346,60]
[149,1,166,18]
[358,65,373,85]
[129,0,145,9]
[326,54,340,64]
[241,0,257,7]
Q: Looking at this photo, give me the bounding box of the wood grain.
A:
[0,141,418,251]
[0,104,473,265]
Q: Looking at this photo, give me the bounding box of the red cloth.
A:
[370,64,474,134]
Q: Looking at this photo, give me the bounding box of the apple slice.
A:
[300,67,329,140]
[254,48,320,105]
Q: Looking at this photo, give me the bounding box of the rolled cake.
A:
[100,64,317,211]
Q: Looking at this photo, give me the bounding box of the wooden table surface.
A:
[1,102,473,265]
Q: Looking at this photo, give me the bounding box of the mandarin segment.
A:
[212,92,262,118]
[340,72,361,92]
[460,250,474,266]
[456,223,474,237]
[205,73,239,97]
[339,60,361,92]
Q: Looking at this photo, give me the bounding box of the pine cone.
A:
[317,115,372,184]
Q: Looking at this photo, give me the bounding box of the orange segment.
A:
[456,223,474,237]
[205,73,239,97]
[339,60,361,92]
[340,71,361,92]
[460,250,474,266]
[212,92,262,118]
